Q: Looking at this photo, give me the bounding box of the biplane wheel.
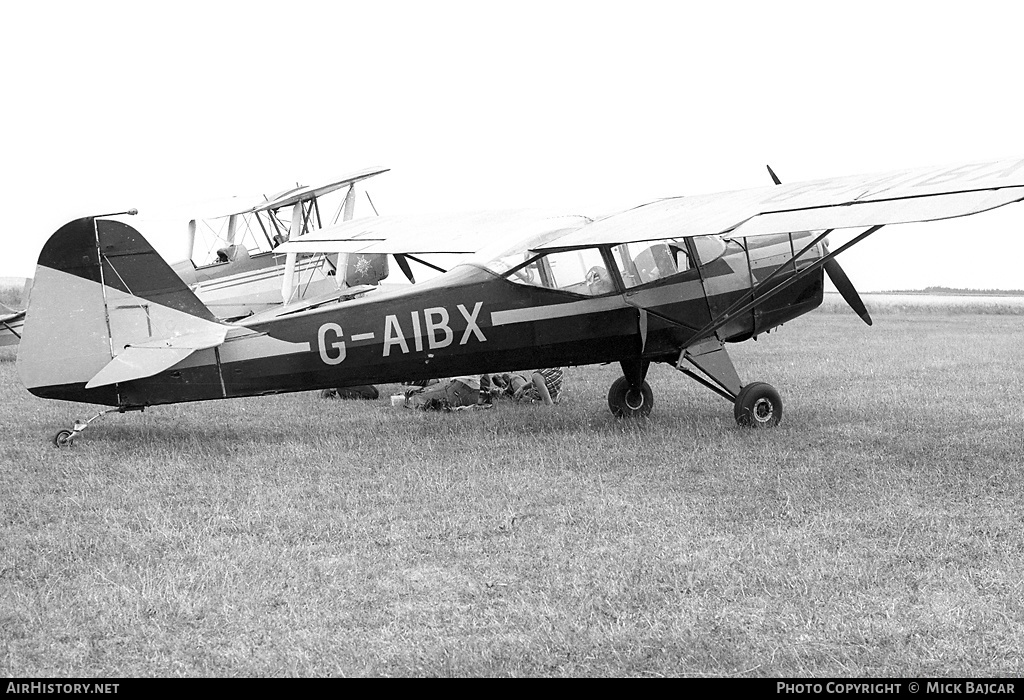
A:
[53,429,75,448]
[734,382,783,428]
[608,377,654,418]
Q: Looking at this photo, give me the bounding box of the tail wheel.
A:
[53,429,75,448]
[608,377,654,418]
[734,382,783,428]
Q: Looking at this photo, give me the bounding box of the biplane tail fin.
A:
[18,217,228,404]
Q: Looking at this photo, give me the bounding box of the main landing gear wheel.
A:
[608,377,654,418]
[734,382,783,428]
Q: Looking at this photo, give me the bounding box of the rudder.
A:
[19,216,222,404]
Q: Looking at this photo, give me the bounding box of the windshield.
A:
[474,224,588,274]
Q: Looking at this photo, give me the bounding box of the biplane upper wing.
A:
[539,158,1024,249]
[192,166,390,220]
[276,210,592,255]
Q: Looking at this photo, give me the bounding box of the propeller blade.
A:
[824,257,872,326]
[394,254,416,284]
[764,163,868,323]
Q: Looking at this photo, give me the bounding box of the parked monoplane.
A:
[18,158,1024,445]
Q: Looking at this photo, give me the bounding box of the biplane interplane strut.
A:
[174,167,391,321]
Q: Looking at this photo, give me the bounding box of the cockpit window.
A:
[503,247,616,296]
[612,239,692,289]
[691,235,727,264]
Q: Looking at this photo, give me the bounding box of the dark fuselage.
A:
[25,225,824,408]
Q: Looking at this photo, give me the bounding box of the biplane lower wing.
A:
[277,211,593,256]
[0,309,25,347]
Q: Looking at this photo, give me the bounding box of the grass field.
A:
[1,307,1022,677]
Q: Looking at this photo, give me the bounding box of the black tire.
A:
[734,382,783,428]
[608,377,654,418]
[53,429,75,448]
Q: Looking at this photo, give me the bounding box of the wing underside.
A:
[539,158,1024,249]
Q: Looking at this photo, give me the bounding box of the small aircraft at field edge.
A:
[16,157,1024,445]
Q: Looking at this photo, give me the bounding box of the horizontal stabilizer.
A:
[85,325,229,389]
[20,216,229,398]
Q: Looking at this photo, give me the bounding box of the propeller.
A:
[362,190,420,283]
[394,254,416,284]
[823,255,872,326]
[766,164,872,326]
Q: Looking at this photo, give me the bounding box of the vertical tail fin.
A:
[19,216,224,404]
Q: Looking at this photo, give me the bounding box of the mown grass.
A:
[1,310,1022,677]
[820,292,1024,316]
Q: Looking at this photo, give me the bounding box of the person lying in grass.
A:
[403,369,564,410]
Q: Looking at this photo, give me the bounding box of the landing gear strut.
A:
[608,358,653,418]
[52,406,141,447]
[607,338,785,427]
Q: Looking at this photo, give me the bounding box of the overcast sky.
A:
[2,0,1022,290]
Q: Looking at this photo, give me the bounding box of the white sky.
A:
[2,0,1022,290]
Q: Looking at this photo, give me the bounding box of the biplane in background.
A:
[17,158,1024,445]
[171,166,397,321]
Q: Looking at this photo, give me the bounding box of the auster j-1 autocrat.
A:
[17,158,1024,445]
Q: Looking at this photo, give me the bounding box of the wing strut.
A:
[765,165,872,325]
[1,319,22,339]
[687,224,884,347]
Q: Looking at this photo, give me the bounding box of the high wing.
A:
[540,158,1024,249]
[276,210,593,256]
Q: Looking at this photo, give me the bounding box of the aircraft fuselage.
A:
[23,223,825,409]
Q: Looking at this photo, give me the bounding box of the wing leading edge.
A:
[540,158,1024,249]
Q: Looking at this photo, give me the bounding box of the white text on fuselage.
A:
[318,302,486,365]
